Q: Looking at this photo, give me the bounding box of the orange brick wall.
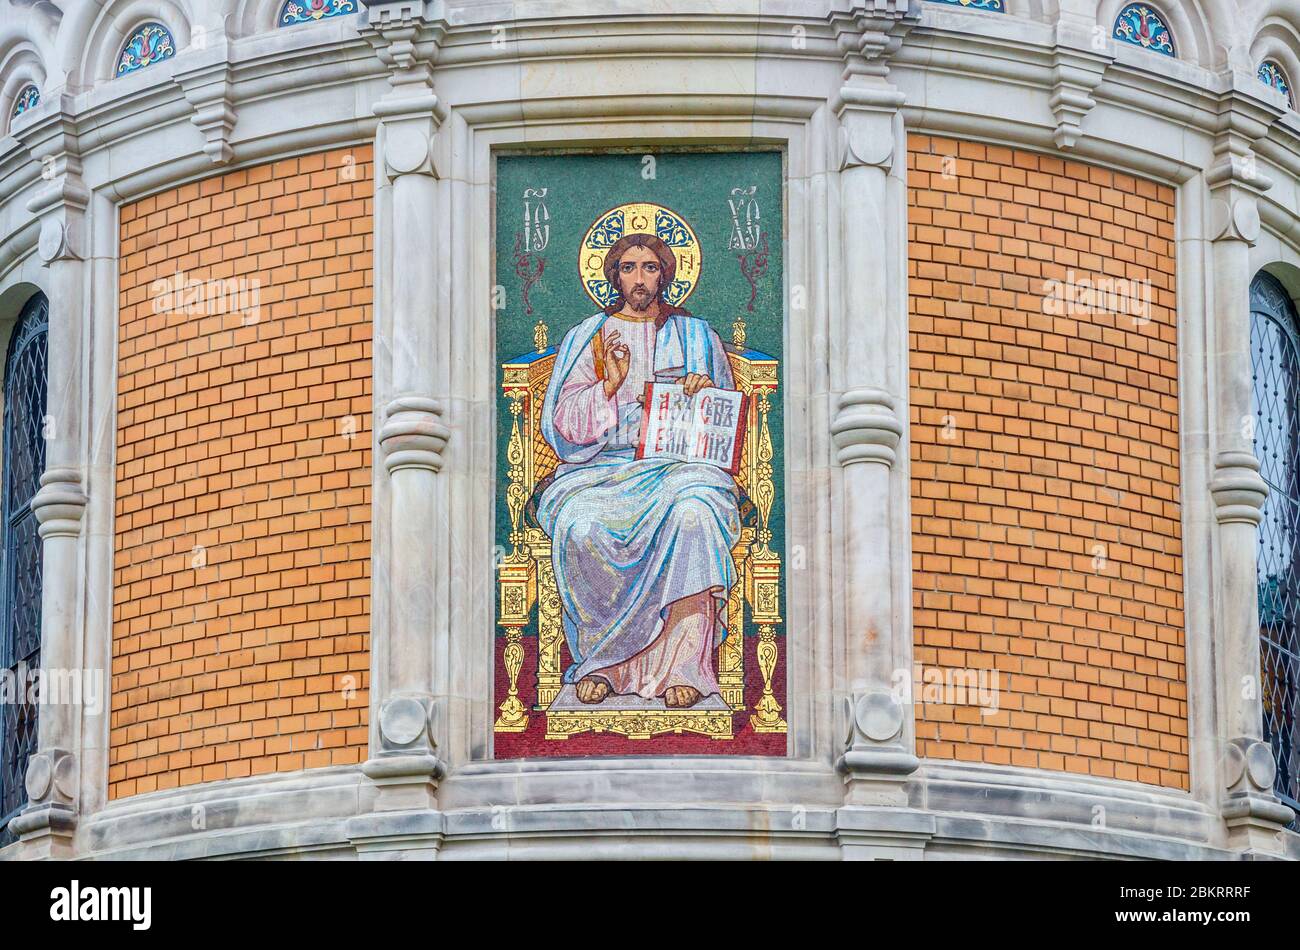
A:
[907,134,1186,789]
[112,146,374,799]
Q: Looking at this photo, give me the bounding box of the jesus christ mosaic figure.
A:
[536,233,741,709]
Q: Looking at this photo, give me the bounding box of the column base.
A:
[1222,793,1295,857]
[838,745,919,807]
[8,802,77,860]
[361,752,443,812]
[350,752,445,858]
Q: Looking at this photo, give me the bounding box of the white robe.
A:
[536,310,741,698]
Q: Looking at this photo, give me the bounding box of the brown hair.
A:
[601,233,683,314]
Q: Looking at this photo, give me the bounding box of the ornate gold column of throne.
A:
[494,319,787,741]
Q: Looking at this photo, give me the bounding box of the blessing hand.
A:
[602,329,631,398]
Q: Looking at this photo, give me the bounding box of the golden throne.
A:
[494,319,787,741]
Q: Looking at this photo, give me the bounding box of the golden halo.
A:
[578,202,702,308]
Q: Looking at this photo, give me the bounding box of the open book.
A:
[635,381,749,476]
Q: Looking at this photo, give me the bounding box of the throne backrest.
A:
[501,343,778,502]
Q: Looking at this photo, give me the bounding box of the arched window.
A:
[1259,60,1294,108]
[0,293,47,847]
[114,22,176,78]
[923,0,1005,10]
[1112,3,1176,57]
[8,84,39,129]
[1250,271,1300,824]
[279,0,359,26]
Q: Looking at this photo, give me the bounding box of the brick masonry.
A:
[907,134,1187,789]
[112,146,374,799]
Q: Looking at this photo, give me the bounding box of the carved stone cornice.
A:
[379,397,449,474]
[362,0,449,64]
[12,96,85,213]
[827,0,921,90]
[1048,26,1114,150]
[174,43,237,165]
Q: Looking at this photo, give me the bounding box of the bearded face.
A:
[614,246,665,312]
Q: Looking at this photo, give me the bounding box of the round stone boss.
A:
[846,690,904,744]
[24,752,52,801]
[379,696,427,747]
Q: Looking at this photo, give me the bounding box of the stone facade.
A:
[0,0,1294,860]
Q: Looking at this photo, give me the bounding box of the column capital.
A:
[835,106,901,172]
[1205,78,1284,209]
[13,95,88,264]
[360,0,450,164]
[1209,193,1261,245]
[827,0,917,171]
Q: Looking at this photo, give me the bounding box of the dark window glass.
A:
[0,293,47,847]
[1250,271,1300,826]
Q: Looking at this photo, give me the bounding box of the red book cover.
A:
[635,382,748,477]
[634,380,654,461]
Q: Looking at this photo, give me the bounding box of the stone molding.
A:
[378,397,449,473]
[831,389,903,468]
[38,759,1276,861]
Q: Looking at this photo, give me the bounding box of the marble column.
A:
[8,98,89,860]
[1206,88,1296,853]
[827,1,929,856]
[354,0,450,827]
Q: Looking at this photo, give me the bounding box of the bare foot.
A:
[576,676,611,704]
[664,685,703,708]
